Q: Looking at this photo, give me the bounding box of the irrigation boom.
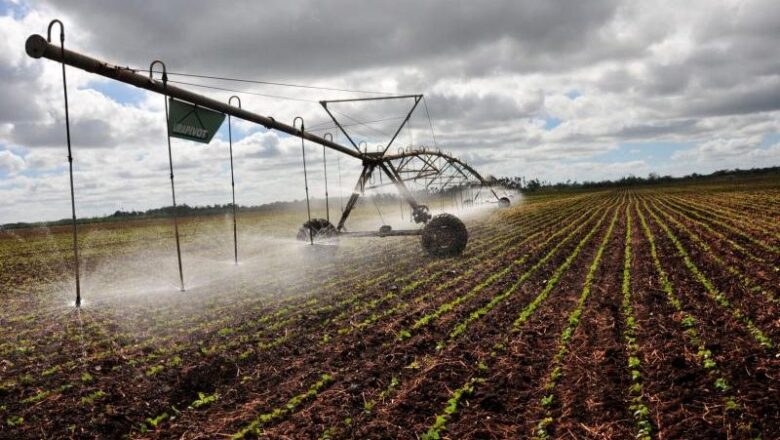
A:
[25,34,363,160]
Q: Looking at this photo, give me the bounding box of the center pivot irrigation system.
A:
[25,20,509,306]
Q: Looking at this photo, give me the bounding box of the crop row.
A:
[231,373,335,438]
[650,199,777,304]
[652,197,767,264]
[530,205,620,439]
[619,206,652,440]
[666,193,780,238]
[660,196,778,257]
[642,200,774,349]
[635,203,754,433]
[417,202,619,439]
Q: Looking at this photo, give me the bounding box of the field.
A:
[1,178,778,439]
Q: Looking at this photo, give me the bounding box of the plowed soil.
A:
[1,178,778,439]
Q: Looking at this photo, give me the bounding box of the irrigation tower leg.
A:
[337,164,374,231]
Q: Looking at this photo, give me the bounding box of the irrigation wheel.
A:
[498,196,511,207]
[297,218,338,243]
[421,213,468,257]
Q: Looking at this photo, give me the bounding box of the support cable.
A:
[140,68,392,96]
[333,110,395,138]
[167,79,315,103]
[307,116,406,133]
[164,78,404,135]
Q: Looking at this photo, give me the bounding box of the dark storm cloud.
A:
[0,81,43,122]
[30,0,779,128]
[628,0,779,117]
[426,91,544,125]
[11,119,115,148]
[39,0,620,79]
[595,68,637,94]
[0,62,44,122]
[642,63,692,96]
[685,81,780,117]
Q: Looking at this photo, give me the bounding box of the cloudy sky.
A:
[1,0,778,224]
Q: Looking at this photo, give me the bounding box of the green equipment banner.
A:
[168,98,226,143]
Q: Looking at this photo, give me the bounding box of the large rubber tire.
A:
[297,218,338,243]
[498,197,511,208]
[421,213,468,257]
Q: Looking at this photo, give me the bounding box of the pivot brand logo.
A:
[167,98,226,144]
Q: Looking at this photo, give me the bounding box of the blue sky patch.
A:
[543,116,561,130]
[0,0,29,19]
[761,132,780,147]
[84,80,145,105]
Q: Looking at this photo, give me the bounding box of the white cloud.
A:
[671,137,779,165]
[0,0,779,223]
[0,150,25,174]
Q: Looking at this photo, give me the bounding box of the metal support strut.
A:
[152,60,185,292]
[227,95,241,264]
[48,19,81,307]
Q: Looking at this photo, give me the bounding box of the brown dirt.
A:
[1,184,778,440]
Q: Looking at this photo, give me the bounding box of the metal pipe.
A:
[337,156,343,213]
[320,102,361,153]
[295,117,313,245]
[152,61,185,292]
[228,95,241,264]
[323,133,332,222]
[25,34,363,161]
[321,94,421,104]
[48,20,81,307]
[339,229,422,238]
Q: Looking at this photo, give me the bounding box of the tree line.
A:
[3,166,777,230]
